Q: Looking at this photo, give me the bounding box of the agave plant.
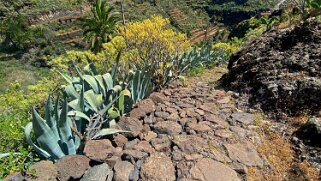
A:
[125,66,153,105]
[176,46,228,75]
[25,58,132,159]
[24,96,79,160]
[61,65,131,139]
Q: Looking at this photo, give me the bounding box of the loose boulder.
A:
[190,158,240,181]
[55,155,90,181]
[140,153,175,181]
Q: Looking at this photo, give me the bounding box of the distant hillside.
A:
[0,0,275,54]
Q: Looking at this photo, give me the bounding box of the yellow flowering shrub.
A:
[50,36,128,72]
[51,16,191,81]
[119,15,191,67]
[212,42,240,55]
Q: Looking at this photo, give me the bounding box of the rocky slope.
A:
[221,20,321,116]
[6,68,320,181]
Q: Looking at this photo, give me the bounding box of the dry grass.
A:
[247,121,320,181]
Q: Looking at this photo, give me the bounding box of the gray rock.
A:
[118,117,143,138]
[130,160,143,181]
[25,161,57,181]
[4,172,24,181]
[84,139,114,162]
[154,121,182,135]
[173,135,209,154]
[214,129,234,139]
[176,102,195,108]
[199,103,218,114]
[143,131,157,141]
[190,158,240,181]
[231,112,255,125]
[133,141,155,154]
[204,114,228,128]
[106,156,121,168]
[129,107,147,119]
[113,134,128,148]
[123,149,148,160]
[124,139,139,149]
[229,126,247,138]
[150,135,172,152]
[136,98,156,115]
[143,114,155,124]
[209,150,231,163]
[140,153,175,181]
[113,161,134,181]
[56,155,90,181]
[295,117,321,147]
[81,163,113,181]
[154,111,170,119]
[224,141,264,167]
[187,122,211,133]
[149,92,167,103]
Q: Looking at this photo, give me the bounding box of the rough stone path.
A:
[12,68,320,181]
[84,68,266,181]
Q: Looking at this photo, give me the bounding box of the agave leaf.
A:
[68,110,90,121]
[88,62,98,75]
[77,80,85,112]
[32,107,59,141]
[58,96,76,155]
[95,75,106,97]
[75,64,84,80]
[68,99,79,110]
[110,51,121,79]
[54,95,60,125]
[31,108,65,159]
[45,96,59,138]
[24,122,52,159]
[84,90,101,112]
[65,85,79,99]
[131,70,139,103]
[102,73,113,90]
[118,90,125,115]
[59,71,73,84]
[92,128,129,139]
[99,95,119,116]
[83,75,99,93]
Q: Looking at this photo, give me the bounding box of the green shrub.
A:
[0,75,60,178]
[0,146,38,179]
[0,14,47,50]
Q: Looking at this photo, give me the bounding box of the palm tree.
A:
[82,0,119,53]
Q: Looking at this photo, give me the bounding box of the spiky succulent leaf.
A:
[65,84,79,99]
[31,107,65,159]
[84,90,102,112]
[58,96,76,155]
[45,96,59,138]
[83,75,99,93]
[92,128,129,139]
[24,122,52,159]
[59,72,73,84]
[102,73,113,90]
[68,110,90,121]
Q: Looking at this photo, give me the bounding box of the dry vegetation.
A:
[248,118,320,181]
